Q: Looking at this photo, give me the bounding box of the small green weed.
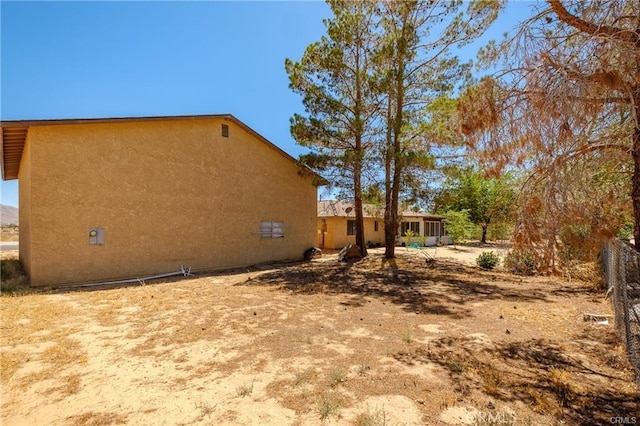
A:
[401,329,414,344]
[446,356,467,374]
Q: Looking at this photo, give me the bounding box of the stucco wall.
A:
[26,118,317,286]
[317,217,384,250]
[363,218,384,247]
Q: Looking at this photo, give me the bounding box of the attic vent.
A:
[221,123,229,138]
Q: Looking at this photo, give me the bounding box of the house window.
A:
[222,123,229,138]
[425,221,447,237]
[374,220,379,232]
[401,221,420,236]
[425,221,438,237]
[260,221,284,238]
[347,220,356,236]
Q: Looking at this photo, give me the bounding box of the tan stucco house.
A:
[1,114,322,287]
[317,200,448,250]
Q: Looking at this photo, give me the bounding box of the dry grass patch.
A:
[16,338,87,393]
[66,411,128,426]
[41,337,87,367]
[60,373,82,396]
[1,295,84,346]
[0,350,27,385]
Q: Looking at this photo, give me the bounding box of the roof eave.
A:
[0,114,327,184]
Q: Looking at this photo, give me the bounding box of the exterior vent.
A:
[221,123,229,138]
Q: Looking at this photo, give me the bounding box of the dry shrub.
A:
[317,390,342,421]
[352,407,389,426]
[0,256,27,293]
[524,388,555,414]
[479,364,502,396]
[549,368,582,410]
[563,261,604,287]
[503,249,537,276]
[511,148,632,274]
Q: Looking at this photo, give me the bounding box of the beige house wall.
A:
[317,217,384,250]
[24,118,317,287]
[363,217,384,247]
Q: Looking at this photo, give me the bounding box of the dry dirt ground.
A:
[0,227,19,242]
[1,244,639,426]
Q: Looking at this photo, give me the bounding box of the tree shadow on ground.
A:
[240,256,556,319]
[393,334,639,425]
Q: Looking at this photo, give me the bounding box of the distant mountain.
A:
[1,204,19,225]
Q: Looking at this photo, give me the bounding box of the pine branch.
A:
[548,0,639,45]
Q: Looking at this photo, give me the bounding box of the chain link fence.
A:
[602,239,640,385]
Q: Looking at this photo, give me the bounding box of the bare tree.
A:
[462,0,638,270]
[542,0,640,249]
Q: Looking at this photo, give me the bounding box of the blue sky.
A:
[0,1,536,208]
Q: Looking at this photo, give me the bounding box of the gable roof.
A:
[318,200,444,221]
[0,114,325,183]
[318,200,384,218]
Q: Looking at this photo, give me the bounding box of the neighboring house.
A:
[398,210,450,247]
[317,200,385,250]
[317,200,448,250]
[1,114,322,287]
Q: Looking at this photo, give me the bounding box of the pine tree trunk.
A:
[353,43,367,259]
[632,126,640,251]
[384,176,397,259]
[354,168,367,258]
[632,84,640,251]
[384,93,396,259]
[384,211,396,258]
[384,21,408,259]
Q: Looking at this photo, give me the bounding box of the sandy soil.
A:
[1,244,638,425]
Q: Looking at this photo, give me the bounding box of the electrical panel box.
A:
[89,228,104,245]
